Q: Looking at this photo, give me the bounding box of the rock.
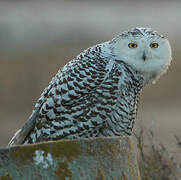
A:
[0,136,140,180]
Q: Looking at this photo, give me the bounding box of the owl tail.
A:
[8,129,22,146]
[8,108,40,147]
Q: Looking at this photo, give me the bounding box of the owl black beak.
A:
[142,51,147,61]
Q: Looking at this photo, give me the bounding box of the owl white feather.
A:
[9,27,172,146]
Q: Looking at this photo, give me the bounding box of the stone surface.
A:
[0,136,140,180]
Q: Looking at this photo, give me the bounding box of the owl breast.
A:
[97,62,143,137]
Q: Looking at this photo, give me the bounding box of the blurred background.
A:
[0,0,180,152]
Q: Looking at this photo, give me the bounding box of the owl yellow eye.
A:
[150,43,159,48]
[128,43,137,48]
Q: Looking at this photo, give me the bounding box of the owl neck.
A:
[119,60,145,91]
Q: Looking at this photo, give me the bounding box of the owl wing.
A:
[8,55,108,146]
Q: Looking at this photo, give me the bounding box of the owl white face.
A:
[112,28,172,83]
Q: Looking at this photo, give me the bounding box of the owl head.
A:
[111,27,172,83]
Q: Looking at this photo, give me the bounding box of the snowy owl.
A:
[8,27,172,146]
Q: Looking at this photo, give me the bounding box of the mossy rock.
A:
[0,136,140,180]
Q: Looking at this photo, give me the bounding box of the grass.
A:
[134,126,181,180]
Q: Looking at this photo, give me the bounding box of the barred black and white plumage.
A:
[9,27,172,146]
